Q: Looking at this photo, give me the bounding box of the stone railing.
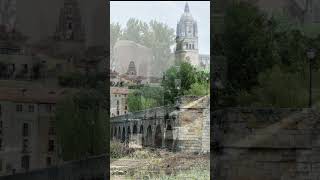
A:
[110,105,175,123]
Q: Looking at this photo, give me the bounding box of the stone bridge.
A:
[110,96,210,153]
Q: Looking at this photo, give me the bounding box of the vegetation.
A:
[162,62,209,104]
[55,90,107,161]
[218,1,320,108]
[127,86,164,112]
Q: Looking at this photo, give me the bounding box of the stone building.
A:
[175,2,199,66]
[0,87,73,176]
[110,87,128,117]
[112,40,153,77]
[0,0,106,176]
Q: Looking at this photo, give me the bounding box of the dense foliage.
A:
[55,90,107,160]
[218,1,320,108]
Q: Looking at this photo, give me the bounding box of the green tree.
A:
[185,82,209,96]
[236,65,308,107]
[224,1,278,92]
[55,90,107,161]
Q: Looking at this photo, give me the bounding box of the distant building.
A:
[199,54,210,69]
[110,87,128,117]
[113,40,153,77]
[0,87,72,176]
[175,2,210,69]
[0,0,106,176]
[175,2,199,66]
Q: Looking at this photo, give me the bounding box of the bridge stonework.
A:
[110,96,210,153]
[213,108,320,180]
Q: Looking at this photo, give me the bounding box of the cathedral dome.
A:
[179,2,194,22]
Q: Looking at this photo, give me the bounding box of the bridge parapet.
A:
[110,105,175,122]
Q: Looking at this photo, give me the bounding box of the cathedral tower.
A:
[175,2,199,66]
[0,0,16,31]
[54,0,85,42]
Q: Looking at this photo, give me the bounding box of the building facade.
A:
[0,87,71,176]
[110,87,128,117]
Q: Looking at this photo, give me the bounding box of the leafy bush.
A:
[110,140,133,159]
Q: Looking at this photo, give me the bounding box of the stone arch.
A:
[133,124,137,135]
[127,126,131,141]
[118,126,121,139]
[121,127,125,142]
[114,127,117,138]
[165,124,173,150]
[146,125,152,146]
[140,125,144,146]
[154,125,162,148]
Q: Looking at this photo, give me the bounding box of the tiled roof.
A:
[110,87,128,95]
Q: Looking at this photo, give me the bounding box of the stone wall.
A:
[213,108,320,180]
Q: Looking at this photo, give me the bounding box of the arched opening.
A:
[154,125,162,148]
[118,127,121,139]
[140,125,144,146]
[114,127,117,139]
[133,125,137,135]
[121,127,125,143]
[165,124,173,150]
[146,125,152,147]
[127,126,131,142]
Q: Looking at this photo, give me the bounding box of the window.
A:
[16,104,22,112]
[28,105,34,112]
[46,157,51,166]
[117,111,119,115]
[48,140,54,152]
[125,106,127,110]
[22,123,29,137]
[0,104,2,116]
[21,155,30,170]
[0,139,2,150]
[0,159,2,171]
[49,126,55,135]
[0,121,2,135]
[22,139,29,152]
[45,104,52,113]
[192,44,194,49]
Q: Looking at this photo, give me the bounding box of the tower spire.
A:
[184,2,190,13]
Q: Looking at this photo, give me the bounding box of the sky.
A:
[110,1,210,55]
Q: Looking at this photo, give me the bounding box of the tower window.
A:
[28,105,34,112]
[21,155,30,170]
[16,104,23,112]
[22,123,29,137]
[48,140,54,152]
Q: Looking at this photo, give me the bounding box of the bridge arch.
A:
[140,125,144,146]
[118,126,121,139]
[121,127,125,142]
[127,126,131,142]
[114,127,117,139]
[133,124,137,135]
[154,125,162,148]
[165,124,173,150]
[146,125,152,146]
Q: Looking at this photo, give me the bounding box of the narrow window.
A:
[22,123,29,137]
[16,104,22,112]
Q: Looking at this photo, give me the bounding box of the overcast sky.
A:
[110,1,210,55]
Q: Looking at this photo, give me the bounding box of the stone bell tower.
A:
[175,2,199,66]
